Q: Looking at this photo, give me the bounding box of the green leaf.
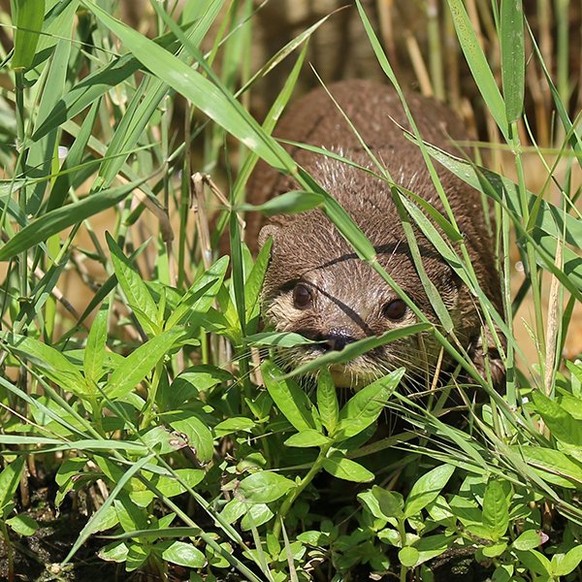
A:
[6,514,38,536]
[167,256,229,329]
[246,332,317,348]
[83,305,108,384]
[11,0,45,70]
[240,190,323,215]
[0,456,25,515]
[167,414,214,464]
[322,453,374,483]
[372,486,405,520]
[162,541,206,568]
[214,417,256,437]
[81,1,293,172]
[513,549,552,576]
[238,472,296,504]
[398,546,419,568]
[500,0,525,122]
[414,534,453,566]
[244,238,272,332]
[240,504,274,531]
[532,391,582,450]
[335,369,404,440]
[99,541,128,563]
[8,334,91,398]
[512,530,543,551]
[516,445,582,488]
[105,327,183,400]
[404,464,455,519]
[153,469,205,498]
[481,479,510,541]
[481,542,508,558]
[551,545,582,577]
[445,0,508,138]
[284,430,330,448]
[317,369,339,436]
[261,360,315,432]
[288,326,424,378]
[107,234,160,336]
[0,180,144,261]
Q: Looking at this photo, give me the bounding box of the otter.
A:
[246,80,504,389]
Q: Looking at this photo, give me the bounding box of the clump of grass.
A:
[0,1,580,581]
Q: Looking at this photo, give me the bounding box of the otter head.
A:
[258,208,471,390]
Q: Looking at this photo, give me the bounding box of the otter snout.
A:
[320,328,357,351]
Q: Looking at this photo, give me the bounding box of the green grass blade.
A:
[11,0,45,70]
[445,0,508,138]
[82,0,294,172]
[500,0,525,123]
[0,178,146,261]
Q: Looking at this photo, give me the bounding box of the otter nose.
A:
[324,328,356,351]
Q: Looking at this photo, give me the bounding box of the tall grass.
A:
[0,1,580,580]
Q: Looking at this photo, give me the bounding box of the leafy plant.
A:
[0,0,580,580]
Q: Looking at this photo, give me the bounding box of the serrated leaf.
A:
[317,369,339,436]
[262,360,315,432]
[483,479,509,541]
[512,529,544,551]
[322,453,374,483]
[335,368,404,440]
[404,465,455,519]
[372,486,404,520]
[105,327,183,400]
[107,234,159,336]
[162,541,206,568]
[238,472,295,504]
[84,306,108,384]
[167,414,214,463]
[284,429,330,448]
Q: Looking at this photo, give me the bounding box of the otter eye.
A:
[292,283,313,309]
[383,299,407,320]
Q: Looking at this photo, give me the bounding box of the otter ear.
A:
[258,224,279,249]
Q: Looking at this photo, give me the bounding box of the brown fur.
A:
[246,80,504,388]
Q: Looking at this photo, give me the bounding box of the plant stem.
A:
[273,443,332,540]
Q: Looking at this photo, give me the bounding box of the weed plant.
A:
[0,1,581,581]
